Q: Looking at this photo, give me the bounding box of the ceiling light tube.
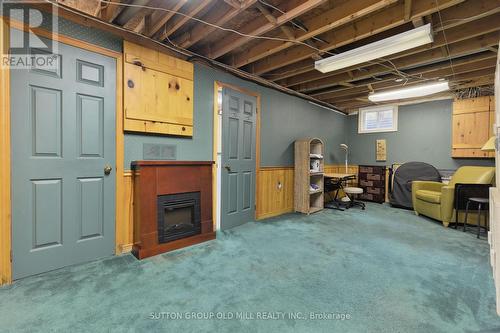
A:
[368,81,450,102]
[315,24,433,73]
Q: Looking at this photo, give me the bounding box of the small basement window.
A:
[358,105,398,133]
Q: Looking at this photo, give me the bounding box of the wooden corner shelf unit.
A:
[294,138,324,214]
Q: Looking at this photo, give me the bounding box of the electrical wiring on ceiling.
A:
[44,0,348,112]
[49,0,473,100]
[92,0,425,83]
[433,0,456,81]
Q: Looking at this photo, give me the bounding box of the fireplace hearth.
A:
[157,192,201,243]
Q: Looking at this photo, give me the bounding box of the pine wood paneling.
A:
[453,96,490,114]
[114,55,127,254]
[256,167,294,219]
[116,171,134,253]
[452,96,495,158]
[123,41,194,136]
[256,164,366,220]
[0,16,12,285]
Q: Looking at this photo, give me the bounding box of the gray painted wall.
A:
[345,99,494,170]
[29,12,491,172]
[124,64,347,168]
[21,11,347,169]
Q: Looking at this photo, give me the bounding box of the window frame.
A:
[358,105,398,134]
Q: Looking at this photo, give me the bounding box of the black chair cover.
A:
[389,162,441,209]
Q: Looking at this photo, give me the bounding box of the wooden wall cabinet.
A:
[123,41,194,136]
[452,96,495,158]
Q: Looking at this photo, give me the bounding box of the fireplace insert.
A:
[157,192,201,243]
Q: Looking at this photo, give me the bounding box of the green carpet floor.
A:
[1,203,500,332]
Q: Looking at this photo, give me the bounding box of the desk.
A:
[324,173,356,210]
[324,173,356,180]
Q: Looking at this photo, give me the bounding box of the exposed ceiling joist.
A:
[157,0,214,41]
[323,52,497,100]
[432,0,500,32]
[313,38,499,100]
[172,0,258,49]
[404,0,412,21]
[255,2,295,39]
[206,0,327,59]
[268,0,499,84]
[323,66,496,108]
[283,14,500,91]
[246,0,464,75]
[99,0,125,22]
[227,0,399,68]
[339,91,455,112]
[57,0,498,111]
[146,0,188,37]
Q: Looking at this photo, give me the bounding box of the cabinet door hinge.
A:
[10,250,12,263]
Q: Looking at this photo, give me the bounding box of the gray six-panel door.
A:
[11,35,116,279]
[221,87,257,230]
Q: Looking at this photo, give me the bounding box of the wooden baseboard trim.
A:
[119,244,134,254]
[256,208,294,220]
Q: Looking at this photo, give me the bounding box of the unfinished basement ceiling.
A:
[62,0,500,112]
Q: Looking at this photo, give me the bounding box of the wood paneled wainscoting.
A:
[256,165,361,220]
[117,164,378,254]
[256,167,295,219]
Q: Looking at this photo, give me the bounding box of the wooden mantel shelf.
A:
[132,161,214,168]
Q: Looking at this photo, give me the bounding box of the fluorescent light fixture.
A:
[315,24,433,73]
[368,81,450,102]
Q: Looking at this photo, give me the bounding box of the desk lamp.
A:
[340,144,348,173]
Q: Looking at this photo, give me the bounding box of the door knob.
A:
[224,165,232,172]
[104,165,113,175]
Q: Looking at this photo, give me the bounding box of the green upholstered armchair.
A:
[412,166,495,227]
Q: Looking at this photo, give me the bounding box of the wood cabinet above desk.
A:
[452,96,494,158]
[123,41,194,137]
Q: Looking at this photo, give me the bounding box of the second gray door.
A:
[221,87,257,230]
[11,35,116,279]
